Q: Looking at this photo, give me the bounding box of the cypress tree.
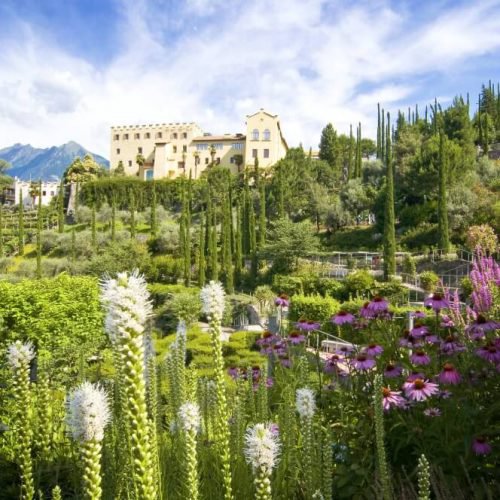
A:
[348,124,354,178]
[249,195,257,285]
[91,204,97,252]
[377,103,381,159]
[209,210,218,281]
[383,113,396,280]
[150,180,158,236]
[0,204,3,257]
[381,109,385,161]
[18,189,24,256]
[58,178,65,234]
[242,179,251,254]
[36,181,42,279]
[438,131,450,254]
[234,199,243,286]
[356,122,362,178]
[222,191,233,292]
[278,168,285,219]
[129,191,136,238]
[198,211,206,286]
[258,179,266,249]
[111,195,116,241]
[184,177,192,286]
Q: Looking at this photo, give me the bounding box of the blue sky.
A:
[0,0,499,157]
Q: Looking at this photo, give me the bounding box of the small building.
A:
[3,178,60,207]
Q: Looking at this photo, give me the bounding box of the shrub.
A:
[400,223,439,251]
[272,275,303,296]
[314,278,345,300]
[402,254,416,278]
[465,224,498,254]
[460,277,473,299]
[166,292,202,326]
[419,271,440,292]
[253,285,276,315]
[145,255,183,283]
[344,269,375,299]
[288,294,340,328]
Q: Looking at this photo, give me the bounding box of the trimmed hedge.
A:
[288,294,340,329]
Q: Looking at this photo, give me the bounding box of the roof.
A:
[192,135,245,142]
[246,108,278,119]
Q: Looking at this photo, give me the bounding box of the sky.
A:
[0,0,499,158]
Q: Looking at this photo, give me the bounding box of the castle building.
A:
[109,109,288,179]
[3,178,60,207]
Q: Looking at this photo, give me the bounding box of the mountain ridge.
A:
[0,142,109,180]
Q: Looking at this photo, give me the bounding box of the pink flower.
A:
[440,335,466,354]
[332,311,355,325]
[336,345,354,357]
[382,387,406,411]
[411,323,429,337]
[275,294,289,307]
[367,296,389,314]
[424,293,449,311]
[440,315,455,328]
[410,350,431,366]
[383,363,402,378]
[423,407,441,417]
[412,310,426,318]
[439,363,461,385]
[472,436,492,456]
[400,330,423,348]
[360,302,375,319]
[466,314,499,338]
[287,331,305,344]
[228,366,239,379]
[404,378,439,401]
[353,354,376,371]
[476,343,500,363]
[364,344,384,356]
[296,319,320,331]
[324,354,342,373]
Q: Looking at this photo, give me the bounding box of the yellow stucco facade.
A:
[109,109,287,180]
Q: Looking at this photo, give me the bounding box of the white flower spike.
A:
[7,341,35,370]
[179,402,201,433]
[296,388,316,419]
[200,281,225,321]
[244,423,281,475]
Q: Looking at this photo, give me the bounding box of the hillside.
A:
[0,141,109,180]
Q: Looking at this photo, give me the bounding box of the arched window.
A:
[263,129,270,141]
[252,129,259,140]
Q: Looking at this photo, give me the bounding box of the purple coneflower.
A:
[381,387,406,411]
[360,302,375,319]
[287,331,305,344]
[476,342,500,364]
[399,330,423,348]
[440,315,455,328]
[439,363,461,385]
[324,355,342,373]
[296,319,320,331]
[472,436,492,456]
[424,293,448,311]
[423,407,441,417]
[412,310,426,318]
[332,310,355,325]
[280,357,292,368]
[352,354,376,371]
[410,350,431,366]
[440,335,466,354]
[466,314,499,338]
[438,390,452,399]
[228,366,239,379]
[364,344,384,356]
[275,294,289,307]
[383,363,402,378]
[404,378,439,401]
[411,323,429,337]
[423,332,440,344]
[336,345,354,357]
[367,296,389,314]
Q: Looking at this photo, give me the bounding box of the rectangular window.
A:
[216,157,221,165]
[178,162,185,168]
[134,133,140,139]
[205,157,209,164]
[145,132,151,139]
[214,143,223,150]
[252,149,258,158]
[264,149,270,158]
[138,147,142,154]
[230,156,235,164]
[123,134,129,140]
[196,143,208,151]
[183,145,187,153]
[232,143,243,150]
[173,146,177,153]
[172,133,178,139]
[116,148,120,154]
[42,191,46,196]
[182,132,187,139]
[50,191,55,196]
[128,160,132,167]
[145,170,154,180]
[156,132,162,139]
[114,134,119,140]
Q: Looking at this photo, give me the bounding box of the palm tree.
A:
[209,145,216,166]
[136,154,145,177]
[29,181,41,208]
[234,154,244,173]
[193,151,200,178]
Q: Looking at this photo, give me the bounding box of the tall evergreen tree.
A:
[438,131,450,254]
[71,227,76,262]
[355,123,362,178]
[258,179,266,249]
[377,103,381,159]
[383,113,396,280]
[184,177,192,286]
[381,109,385,161]
[58,178,65,234]
[222,190,233,292]
[91,204,97,252]
[234,199,243,286]
[18,189,24,256]
[248,194,258,285]
[242,178,251,254]
[209,210,218,281]
[318,123,338,170]
[278,167,285,219]
[129,191,136,238]
[36,181,42,279]
[198,211,206,286]
[150,180,158,236]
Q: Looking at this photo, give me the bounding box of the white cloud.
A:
[0,0,499,157]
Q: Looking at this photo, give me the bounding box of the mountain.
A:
[0,141,109,180]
